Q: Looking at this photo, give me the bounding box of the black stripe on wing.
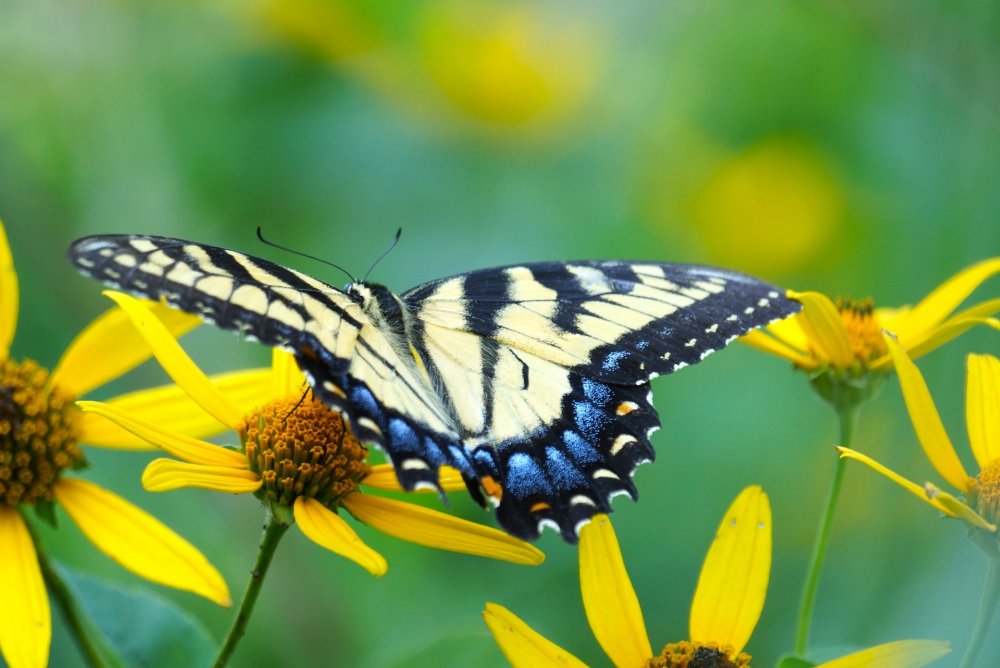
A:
[68,235,359,373]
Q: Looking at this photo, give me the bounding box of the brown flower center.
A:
[648,641,750,668]
[836,297,888,366]
[239,397,370,509]
[0,358,85,507]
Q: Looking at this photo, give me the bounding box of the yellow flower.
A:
[743,258,1000,376]
[79,291,544,575]
[839,336,1000,538]
[0,222,231,668]
[485,486,948,668]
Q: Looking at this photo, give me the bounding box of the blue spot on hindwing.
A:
[562,430,602,466]
[388,418,419,453]
[420,436,447,466]
[503,453,551,499]
[573,401,611,441]
[351,386,381,421]
[545,446,587,490]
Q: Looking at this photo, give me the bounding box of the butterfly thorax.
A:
[345,281,409,341]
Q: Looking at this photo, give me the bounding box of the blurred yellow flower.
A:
[839,338,1000,536]
[0,222,230,668]
[484,486,946,667]
[687,138,844,275]
[418,2,601,130]
[80,291,544,576]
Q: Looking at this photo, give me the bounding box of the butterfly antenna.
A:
[282,384,313,423]
[256,227,356,283]
[362,228,402,283]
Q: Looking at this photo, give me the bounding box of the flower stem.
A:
[212,507,290,668]
[31,521,108,667]
[959,556,1000,668]
[794,403,858,655]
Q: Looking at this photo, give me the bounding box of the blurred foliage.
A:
[1,0,999,666]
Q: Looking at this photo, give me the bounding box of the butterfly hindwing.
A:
[403,261,799,539]
[69,235,801,542]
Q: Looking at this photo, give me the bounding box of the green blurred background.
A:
[2,0,999,666]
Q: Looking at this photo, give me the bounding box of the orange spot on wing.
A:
[481,475,503,501]
[616,402,637,415]
[529,501,551,513]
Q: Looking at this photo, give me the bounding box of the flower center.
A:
[648,641,750,668]
[973,458,1000,526]
[835,297,888,366]
[0,358,85,507]
[239,397,370,509]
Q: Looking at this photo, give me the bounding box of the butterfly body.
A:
[69,235,800,541]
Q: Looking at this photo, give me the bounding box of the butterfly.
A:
[68,235,799,542]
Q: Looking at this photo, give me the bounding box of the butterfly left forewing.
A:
[68,235,365,383]
[403,261,800,540]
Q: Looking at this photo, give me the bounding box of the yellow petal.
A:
[79,368,274,450]
[739,329,818,370]
[885,257,1000,342]
[0,508,49,668]
[54,478,231,606]
[271,349,306,399]
[100,291,242,428]
[342,493,544,565]
[578,514,652,667]
[836,447,958,518]
[763,305,811,351]
[293,497,387,576]
[49,301,200,399]
[884,334,971,491]
[142,459,262,494]
[362,464,468,492]
[76,400,246,467]
[872,307,1000,370]
[689,485,770,654]
[967,354,1000,471]
[924,483,996,532]
[483,602,587,668]
[787,290,854,368]
[817,639,950,668]
[874,298,1000,370]
[0,220,18,358]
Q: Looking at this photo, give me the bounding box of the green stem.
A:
[212,507,290,668]
[30,520,108,667]
[794,404,858,655]
[959,556,1000,668]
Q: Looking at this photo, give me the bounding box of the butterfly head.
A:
[345,281,406,333]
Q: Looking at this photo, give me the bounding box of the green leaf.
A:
[58,564,217,668]
[776,655,818,668]
[33,499,58,527]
